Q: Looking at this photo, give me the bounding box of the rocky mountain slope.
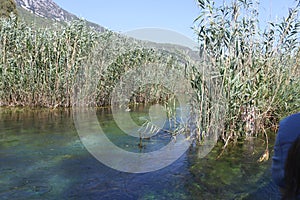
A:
[15,0,105,32]
[14,0,198,58]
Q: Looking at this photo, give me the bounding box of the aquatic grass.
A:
[0,15,196,149]
[193,0,300,146]
[0,16,98,107]
[1,1,299,149]
[0,15,189,108]
[189,137,272,199]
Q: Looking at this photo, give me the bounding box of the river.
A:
[0,106,281,199]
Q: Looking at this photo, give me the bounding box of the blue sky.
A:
[53,0,297,46]
[54,0,200,41]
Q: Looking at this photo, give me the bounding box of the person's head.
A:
[284,136,300,200]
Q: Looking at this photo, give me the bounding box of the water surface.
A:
[0,107,281,199]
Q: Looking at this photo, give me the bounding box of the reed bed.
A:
[1,0,300,146]
[193,0,300,145]
[0,16,189,108]
[0,16,98,107]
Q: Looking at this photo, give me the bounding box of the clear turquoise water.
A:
[0,107,281,199]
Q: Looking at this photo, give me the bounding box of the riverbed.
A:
[0,107,281,199]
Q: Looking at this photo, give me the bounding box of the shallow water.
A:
[0,107,281,199]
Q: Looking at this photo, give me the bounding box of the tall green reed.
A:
[193,0,300,145]
[0,16,98,107]
[0,15,192,109]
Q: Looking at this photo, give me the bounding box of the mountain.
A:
[14,0,199,60]
[15,0,105,32]
[15,0,75,21]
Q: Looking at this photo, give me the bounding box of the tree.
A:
[0,0,17,18]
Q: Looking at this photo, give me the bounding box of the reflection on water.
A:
[0,107,281,199]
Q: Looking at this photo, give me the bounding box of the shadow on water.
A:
[0,107,281,199]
